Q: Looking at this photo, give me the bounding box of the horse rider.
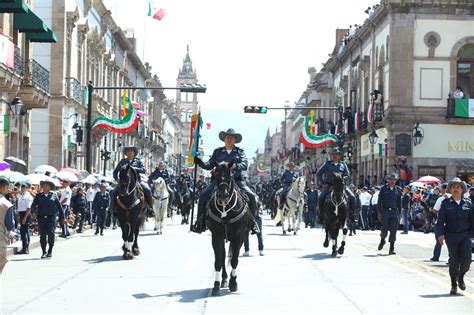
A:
[435,177,474,295]
[278,162,298,210]
[179,168,193,187]
[148,161,170,186]
[316,147,356,218]
[192,128,260,234]
[112,146,153,211]
[30,179,65,259]
[377,173,402,255]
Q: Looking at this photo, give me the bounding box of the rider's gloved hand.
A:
[194,157,204,167]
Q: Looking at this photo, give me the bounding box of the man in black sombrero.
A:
[316,147,356,218]
[192,128,259,234]
[112,146,153,211]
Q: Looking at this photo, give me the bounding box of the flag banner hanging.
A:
[181,163,196,171]
[454,99,474,118]
[367,100,374,125]
[153,8,167,20]
[256,161,271,174]
[92,96,140,134]
[299,114,339,148]
[354,111,360,130]
[188,113,203,164]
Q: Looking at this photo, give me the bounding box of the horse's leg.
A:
[154,202,160,232]
[331,229,338,257]
[323,228,329,247]
[338,222,348,255]
[229,237,243,293]
[132,219,141,256]
[161,202,167,231]
[211,234,224,296]
[281,209,286,235]
[122,222,134,260]
[221,242,228,288]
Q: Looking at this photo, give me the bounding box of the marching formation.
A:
[1,128,473,298]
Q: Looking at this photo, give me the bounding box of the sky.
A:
[105,0,377,160]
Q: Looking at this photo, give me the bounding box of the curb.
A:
[6,224,93,257]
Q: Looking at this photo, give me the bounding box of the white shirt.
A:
[17,192,33,212]
[453,90,464,99]
[433,194,451,211]
[86,187,98,202]
[60,187,72,206]
[359,191,372,206]
[370,191,379,206]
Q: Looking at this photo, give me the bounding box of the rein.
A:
[329,188,346,216]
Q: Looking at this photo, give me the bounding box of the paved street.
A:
[2,214,474,315]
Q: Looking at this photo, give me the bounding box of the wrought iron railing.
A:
[29,59,50,92]
[65,77,83,104]
[14,46,23,77]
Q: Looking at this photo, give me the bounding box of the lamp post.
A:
[368,129,378,183]
[7,97,27,159]
[85,81,206,173]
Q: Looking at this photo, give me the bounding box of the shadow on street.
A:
[132,288,213,302]
[83,255,124,263]
[300,253,343,260]
[420,293,462,299]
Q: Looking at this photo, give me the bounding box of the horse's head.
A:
[214,161,234,202]
[297,176,306,194]
[332,172,344,192]
[118,164,137,192]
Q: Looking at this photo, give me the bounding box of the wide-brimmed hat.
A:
[40,179,55,188]
[158,161,165,166]
[123,146,138,155]
[218,128,242,143]
[387,173,399,180]
[328,147,343,155]
[447,177,467,194]
[287,162,295,168]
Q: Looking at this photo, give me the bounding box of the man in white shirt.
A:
[86,183,98,225]
[59,179,72,238]
[16,183,34,254]
[359,187,372,230]
[430,183,449,261]
[369,187,380,230]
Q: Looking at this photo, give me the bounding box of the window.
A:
[457,44,474,98]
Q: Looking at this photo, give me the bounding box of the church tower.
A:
[176,45,200,161]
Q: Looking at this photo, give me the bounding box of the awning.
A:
[14,10,48,33]
[26,29,58,43]
[0,0,28,13]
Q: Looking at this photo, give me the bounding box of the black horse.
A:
[206,162,252,296]
[321,172,349,257]
[113,164,146,260]
[175,177,193,225]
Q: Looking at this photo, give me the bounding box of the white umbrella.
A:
[34,165,58,174]
[56,170,79,182]
[409,181,427,189]
[81,174,98,184]
[0,170,29,183]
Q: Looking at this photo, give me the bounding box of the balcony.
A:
[13,46,23,77]
[65,77,83,105]
[19,58,50,109]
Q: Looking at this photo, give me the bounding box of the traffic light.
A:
[243,106,268,114]
[179,84,207,93]
[101,150,111,161]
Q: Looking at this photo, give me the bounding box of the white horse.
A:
[152,177,169,235]
[277,176,306,235]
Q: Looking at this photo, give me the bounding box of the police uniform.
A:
[92,189,110,235]
[377,177,402,254]
[148,167,170,185]
[315,150,355,214]
[192,128,258,234]
[305,185,319,228]
[112,149,152,210]
[434,178,474,294]
[31,185,64,258]
[279,167,298,209]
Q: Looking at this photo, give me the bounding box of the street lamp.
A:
[9,97,26,116]
[413,123,424,146]
[368,130,378,145]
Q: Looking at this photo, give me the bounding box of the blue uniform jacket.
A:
[148,169,170,184]
[377,184,402,212]
[435,198,474,237]
[199,146,248,180]
[92,192,110,212]
[305,189,319,205]
[281,170,297,187]
[113,157,146,180]
[31,192,64,219]
[316,161,350,185]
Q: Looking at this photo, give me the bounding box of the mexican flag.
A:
[454,99,474,118]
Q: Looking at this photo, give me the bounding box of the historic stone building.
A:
[0,0,56,168]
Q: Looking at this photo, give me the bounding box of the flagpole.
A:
[189,112,201,231]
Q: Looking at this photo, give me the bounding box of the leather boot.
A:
[458,274,466,291]
[191,215,206,233]
[389,242,396,255]
[450,275,458,295]
[378,238,386,250]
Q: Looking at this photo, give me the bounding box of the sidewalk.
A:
[6,223,93,257]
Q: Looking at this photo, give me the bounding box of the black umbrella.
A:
[4,156,27,174]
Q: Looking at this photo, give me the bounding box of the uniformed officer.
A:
[279,162,298,209]
[30,179,64,259]
[435,177,474,295]
[192,128,259,234]
[179,169,193,188]
[148,161,170,187]
[112,146,153,211]
[93,182,110,235]
[316,147,355,216]
[377,173,402,255]
[305,181,319,228]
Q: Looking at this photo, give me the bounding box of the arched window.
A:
[457,44,474,98]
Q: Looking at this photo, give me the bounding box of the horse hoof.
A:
[331,250,337,257]
[229,276,238,292]
[132,248,140,256]
[123,251,134,260]
[283,230,286,235]
[293,231,297,235]
[154,227,157,231]
[211,281,220,296]
[323,240,329,248]
[337,247,345,255]
[221,279,228,288]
